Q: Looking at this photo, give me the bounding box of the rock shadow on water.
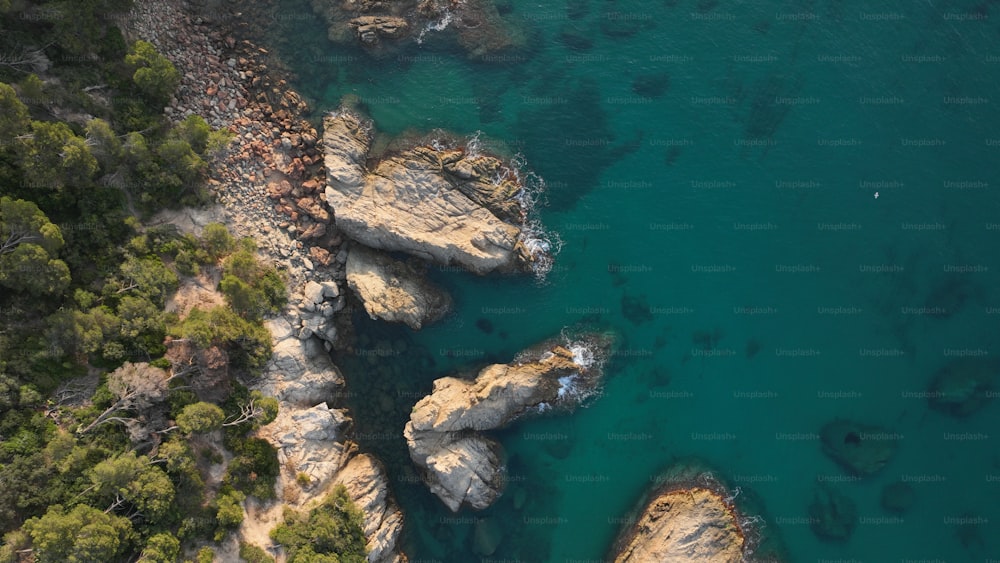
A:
[727,71,804,157]
[515,77,641,211]
[631,72,670,98]
[620,293,654,325]
[923,274,985,319]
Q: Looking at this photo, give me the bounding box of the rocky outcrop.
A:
[324,109,553,275]
[335,454,407,563]
[820,419,899,476]
[310,0,522,57]
[610,462,753,563]
[405,336,608,511]
[292,280,344,350]
[346,243,452,330]
[349,15,409,45]
[253,315,405,562]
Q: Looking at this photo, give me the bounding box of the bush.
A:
[239,543,275,563]
[269,485,367,563]
[176,402,225,434]
[125,41,180,107]
[222,437,279,501]
[214,490,245,540]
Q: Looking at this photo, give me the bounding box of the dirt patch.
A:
[166,268,225,319]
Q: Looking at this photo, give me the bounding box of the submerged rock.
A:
[927,358,997,417]
[609,461,756,563]
[324,109,552,275]
[346,243,452,330]
[881,481,916,514]
[404,334,610,511]
[820,418,899,476]
[808,484,857,541]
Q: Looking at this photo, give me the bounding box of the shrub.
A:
[269,485,367,563]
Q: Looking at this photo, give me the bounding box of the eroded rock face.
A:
[323,109,551,275]
[820,419,899,476]
[346,243,452,330]
[335,454,407,563]
[405,337,608,511]
[614,488,745,563]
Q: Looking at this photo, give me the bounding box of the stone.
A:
[820,419,899,476]
[323,109,551,275]
[320,280,340,299]
[303,280,325,304]
[405,335,610,511]
[808,484,857,541]
[335,454,406,563]
[346,244,452,330]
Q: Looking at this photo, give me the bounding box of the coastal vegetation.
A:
[0,2,362,561]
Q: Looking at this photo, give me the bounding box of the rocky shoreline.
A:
[123,1,405,561]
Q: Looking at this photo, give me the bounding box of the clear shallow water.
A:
[268,0,1000,560]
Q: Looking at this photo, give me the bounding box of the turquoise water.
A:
[268,0,1000,560]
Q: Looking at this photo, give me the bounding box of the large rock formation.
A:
[346,243,452,330]
[820,419,899,476]
[405,336,608,511]
[323,109,552,275]
[610,462,754,563]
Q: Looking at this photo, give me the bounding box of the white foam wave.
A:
[416,9,454,44]
[569,344,595,369]
[556,373,581,400]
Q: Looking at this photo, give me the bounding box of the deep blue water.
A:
[268,0,1000,560]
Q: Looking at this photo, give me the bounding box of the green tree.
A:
[90,451,175,521]
[172,115,211,154]
[19,74,45,105]
[22,504,134,563]
[16,121,97,188]
[176,401,224,434]
[85,118,123,171]
[105,254,178,307]
[239,542,275,563]
[215,490,246,538]
[0,82,29,142]
[138,532,180,563]
[200,222,233,260]
[173,306,272,369]
[196,546,215,563]
[125,40,180,106]
[269,485,367,563]
[0,197,70,296]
